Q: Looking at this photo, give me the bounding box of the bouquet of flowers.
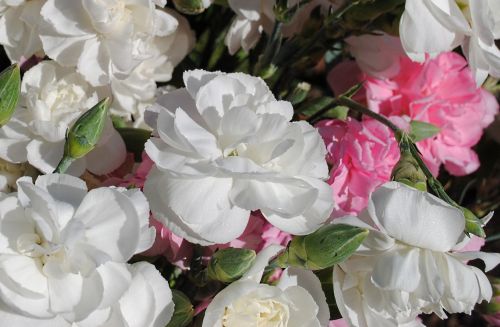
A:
[0,0,499,326]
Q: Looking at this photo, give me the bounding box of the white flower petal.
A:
[74,188,142,262]
[144,168,250,244]
[368,182,464,252]
[371,248,421,292]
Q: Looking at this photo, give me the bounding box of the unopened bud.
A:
[286,82,311,106]
[172,0,210,15]
[276,224,368,270]
[207,248,256,283]
[65,98,110,159]
[391,149,427,191]
[166,290,194,327]
[55,98,110,173]
[0,64,20,127]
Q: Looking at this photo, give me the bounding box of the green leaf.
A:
[340,82,363,99]
[324,105,349,120]
[297,96,335,116]
[277,224,369,270]
[462,208,486,238]
[409,120,440,142]
[0,64,20,127]
[166,290,194,327]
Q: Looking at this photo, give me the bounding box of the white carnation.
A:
[0,174,155,324]
[0,61,126,175]
[75,262,174,327]
[144,70,333,245]
[203,245,330,327]
[400,0,500,85]
[39,0,180,86]
[0,0,45,62]
[334,182,500,327]
[110,8,195,128]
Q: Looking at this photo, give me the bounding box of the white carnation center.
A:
[17,233,67,266]
[222,295,290,327]
[42,80,88,116]
[88,0,132,34]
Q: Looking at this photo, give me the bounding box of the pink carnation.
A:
[316,118,400,217]
[484,311,500,327]
[329,319,348,327]
[141,217,193,270]
[217,212,292,252]
[365,52,498,176]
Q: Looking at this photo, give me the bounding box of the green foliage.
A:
[409,120,441,142]
[166,290,195,327]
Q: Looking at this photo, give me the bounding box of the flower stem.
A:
[54,156,74,174]
[337,96,401,134]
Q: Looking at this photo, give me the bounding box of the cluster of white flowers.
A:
[0,61,126,174]
[144,70,334,245]
[0,174,173,326]
[334,182,500,327]
[0,0,498,324]
[0,0,195,178]
[400,0,500,85]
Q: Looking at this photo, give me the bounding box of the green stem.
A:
[337,96,401,134]
[54,156,74,174]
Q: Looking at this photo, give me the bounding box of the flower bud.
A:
[166,290,194,327]
[172,0,210,15]
[207,248,256,283]
[391,148,427,191]
[286,82,311,106]
[276,224,368,270]
[64,98,110,160]
[0,64,20,127]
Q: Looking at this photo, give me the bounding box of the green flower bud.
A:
[55,98,110,173]
[286,82,311,106]
[172,0,208,15]
[391,149,427,192]
[276,224,368,270]
[65,98,110,159]
[166,290,194,327]
[207,248,256,283]
[0,64,20,127]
